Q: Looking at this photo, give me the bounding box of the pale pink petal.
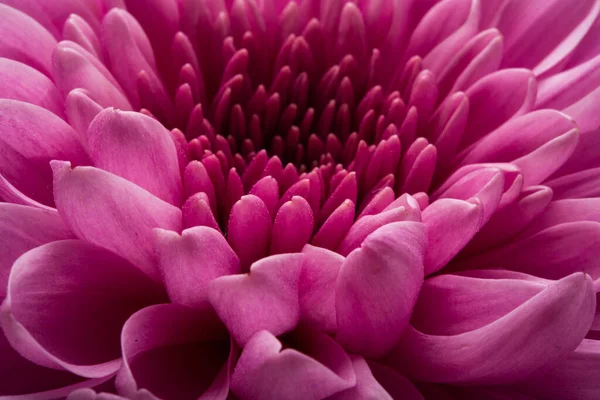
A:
[52,162,182,281]
[209,253,304,346]
[336,221,426,357]
[87,109,183,205]
[154,226,240,309]
[2,240,165,378]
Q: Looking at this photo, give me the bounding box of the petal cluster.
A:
[0,0,599,399]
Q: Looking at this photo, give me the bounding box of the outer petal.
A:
[209,254,304,346]
[0,58,64,117]
[154,227,240,309]
[327,356,393,400]
[87,109,183,206]
[0,100,89,206]
[335,221,426,357]
[0,4,57,76]
[1,240,165,378]
[231,329,356,400]
[52,162,182,281]
[388,272,596,384]
[0,204,73,297]
[116,304,233,400]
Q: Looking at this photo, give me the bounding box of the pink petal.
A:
[181,192,220,230]
[65,89,103,137]
[0,99,89,206]
[367,362,424,400]
[117,304,233,400]
[87,109,183,206]
[516,338,600,400]
[389,272,596,384]
[0,4,57,76]
[270,196,314,254]
[327,355,394,400]
[459,110,578,186]
[2,240,165,378]
[52,162,182,281]
[231,329,355,400]
[0,204,73,297]
[312,200,356,251]
[336,221,426,357]
[0,57,64,117]
[153,227,240,309]
[299,245,343,333]
[461,69,536,148]
[422,198,483,275]
[547,168,600,200]
[227,195,272,271]
[209,253,304,346]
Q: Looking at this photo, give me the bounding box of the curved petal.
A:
[116,304,232,400]
[367,362,424,400]
[0,57,64,117]
[0,99,89,206]
[270,196,314,254]
[2,240,165,378]
[0,4,56,76]
[547,168,600,200]
[231,329,355,400]
[52,162,182,281]
[335,221,426,357]
[388,272,596,384]
[327,356,394,400]
[0,204,73,297]
[209,253,304,347]
[153,227,240,309]
[87,109,182,206]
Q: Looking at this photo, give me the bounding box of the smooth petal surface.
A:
[88,109,183,205]
[335,221,426,357]
[0,204,73,297]
[2,240,165,378]
[52,162,182,281]
[154,227,240,309]
[389,273,596,384]
[231,329,356,400]
[209,254,304,346]
[0,99,89,206]
[117,304,232,400]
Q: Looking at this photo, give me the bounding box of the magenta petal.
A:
[117,304,232,400]
[65,89,103,137]
[0,4,57,76]
[336,221,426,357]
[300,245,343,333]
[389,272,596,384]
[327,355,394,400]
[516,338,600,400]
[547,168,600,200]
[0,204,73,297]
[209,253,304,346]
[0,57,64,117]
[367,362,424,400]
[2,240,165,378]
[88,109,183,205]
[270,196,314,254]
[227,195,272,271]
[0,99,89,206]
[52,162,182,281]
[231,329,355,400]
[422,198,483,275]
[154,227,240,309]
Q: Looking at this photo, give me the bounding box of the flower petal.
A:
[209,253,304,346]
[0,99,89,206]
[336,221,426,357]
[389,272,596,384]
[87,109,183,206]
[2,240,165,378]
[270,196,314,254]
[116,303,233,400]
[0,57,64,117]
[231,329,355,400]
[154,227,240,309]
[52,162,182,281]
[0,204,73,297]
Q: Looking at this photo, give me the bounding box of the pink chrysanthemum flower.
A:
[1,0,600,398]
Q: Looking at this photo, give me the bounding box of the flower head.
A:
[1,0,600,398]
